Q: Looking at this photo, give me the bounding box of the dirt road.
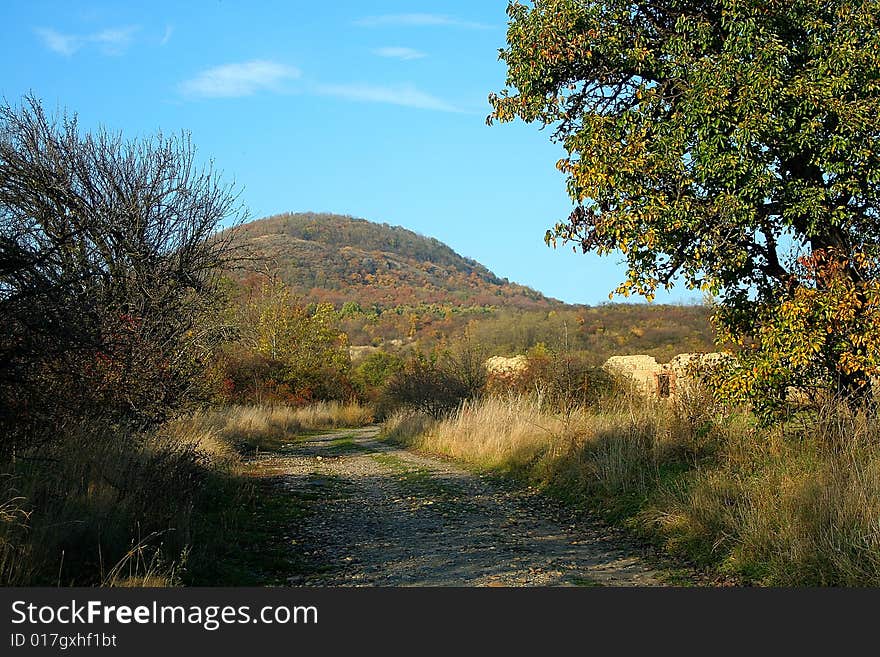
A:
[254,426,665,586]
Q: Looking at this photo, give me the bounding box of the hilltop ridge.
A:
[228,212,558,309]
[226,211,715,359]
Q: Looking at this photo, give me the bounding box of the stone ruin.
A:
[484,355,530,387]
[602,352,730,399]
[482,352,729,399]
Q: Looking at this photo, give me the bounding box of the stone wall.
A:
[484,355,530,387]
[603,352,730,398]
[603,355,665,396]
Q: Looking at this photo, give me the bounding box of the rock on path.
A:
[254,426,664,587]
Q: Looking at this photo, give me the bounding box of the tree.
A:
[0,96,243,453]
[489,0,880,415]
[222,275,352,403]
[354,351,404,390]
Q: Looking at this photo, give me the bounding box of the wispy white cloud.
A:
[35,28,80,56]
[90,27,137,54]
[178,59,461,113]
[160,25,174,46]
[315,82,462,113]
[372,46,426,61]
[180,60,301,98]
[355,13,493,30]
[35,26,138,56]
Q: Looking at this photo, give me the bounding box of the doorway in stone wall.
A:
[656,372,673,398]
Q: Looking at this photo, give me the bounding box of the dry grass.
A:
[0,400,373,586]
[383,408,437,445]
[647,403,880,585]
[385,390,687,491]
[189,401,373,450]
[386,395,555,472]
[0,412,248,586]
[384,388,880,586]
[290,400,374,430]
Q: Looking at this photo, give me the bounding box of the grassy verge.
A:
[0,418,244,586]
[383,389,880,586]
[189,402,374,451]
[0,401,373,586]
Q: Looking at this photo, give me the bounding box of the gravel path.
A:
[254,426,664,587]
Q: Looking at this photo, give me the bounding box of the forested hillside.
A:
[227,212,716,359]
[229,212,555,308]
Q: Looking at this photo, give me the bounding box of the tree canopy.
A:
[490,0,880,414]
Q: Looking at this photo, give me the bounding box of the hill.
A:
[229,212,556,309]
[227,211,717,359]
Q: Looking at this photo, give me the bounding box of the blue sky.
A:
[1,1,700,306]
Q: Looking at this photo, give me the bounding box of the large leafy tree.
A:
[489,0,880,414]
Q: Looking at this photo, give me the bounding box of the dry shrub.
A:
[382,356,480,419]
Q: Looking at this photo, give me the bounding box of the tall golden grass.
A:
[0,417,235,586]
[189,401,373,450]
[0,400,373,586]
[384,388,880,585]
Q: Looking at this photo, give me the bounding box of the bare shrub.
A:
[0,95,245,455]
[383,352,483,419]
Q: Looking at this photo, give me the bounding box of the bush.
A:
[215,279,356,405]
[212,348,308,406]
[0,96,242,456]
[382,349,485,419]
[353,351,404,403]
[486,344,615,413]
[523,347,614,412]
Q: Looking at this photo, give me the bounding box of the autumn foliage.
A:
[713,249,880,418]
[491,0,880,415]
[212,276,354,405]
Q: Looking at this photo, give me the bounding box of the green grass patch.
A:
[185,474,305,585]
[187,469,353,585]
[570,575,605,587]
[326,435,366,456]
[366,452,482,517]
